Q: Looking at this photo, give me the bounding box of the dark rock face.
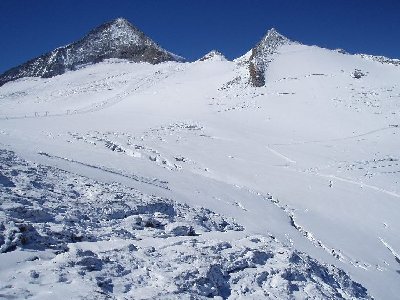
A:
[351,69,366,79]
[248,28,291,87]
[0,18,184,86]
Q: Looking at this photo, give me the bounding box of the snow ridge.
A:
[199,50,227,62]
[358,53,400,66]
[247,28,292,86]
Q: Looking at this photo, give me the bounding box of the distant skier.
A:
[329,180,333,188]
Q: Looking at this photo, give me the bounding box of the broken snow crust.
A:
[0,149,369,299]
[0,41,400,299]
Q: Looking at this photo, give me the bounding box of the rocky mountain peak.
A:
[257,28,291,52]
[112,17,130,25]
[0,18,183,87]
[86,18,148,46]
[248,28,292,87]
[262,28,289,42]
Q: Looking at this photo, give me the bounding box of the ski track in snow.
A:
[37,151,170,190]
[310,172,400,199]
[270,126,395,146]
[379,238,400,266]
[0,65,185,120]
[266,145,296,164]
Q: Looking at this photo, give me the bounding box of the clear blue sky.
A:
[1,0,399,73]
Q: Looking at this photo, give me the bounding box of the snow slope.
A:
[0,35,399,299]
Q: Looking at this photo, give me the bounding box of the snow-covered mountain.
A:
[0,18,184,87]
[1,20,400,299]
[198,50,227,62]
[246,28,293,86]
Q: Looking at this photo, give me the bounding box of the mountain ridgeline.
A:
[0,19,295,88]
[247,28,292,87]
[0,18,184,87]
[0,18,399,88]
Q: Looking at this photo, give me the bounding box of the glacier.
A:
[0,19,400,299]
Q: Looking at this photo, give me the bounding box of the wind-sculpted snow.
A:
[0,149,242,254]
[0,148,371,299]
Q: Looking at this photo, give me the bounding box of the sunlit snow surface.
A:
[0,43,400,299]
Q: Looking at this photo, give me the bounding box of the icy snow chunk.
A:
[351,69,366,79]
[165,222,195,236]
[0,221,22,253]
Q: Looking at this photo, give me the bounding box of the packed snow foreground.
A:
[0,19,400,299]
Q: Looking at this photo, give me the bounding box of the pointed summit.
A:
[261,28,290,43]
[112,17,130,25]
[198,50,227,62]
[85,17,151,47]
[247,28,292,87]
[267,27,279,34]
[0,18,184,86]
[252,28,292,57]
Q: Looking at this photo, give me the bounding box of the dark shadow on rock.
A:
[198,265,231,299]
[96,276,113,293]
[6,206,55,223]
[0,172,15,187]
[135,202,176,218]
[308,260,369,298]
